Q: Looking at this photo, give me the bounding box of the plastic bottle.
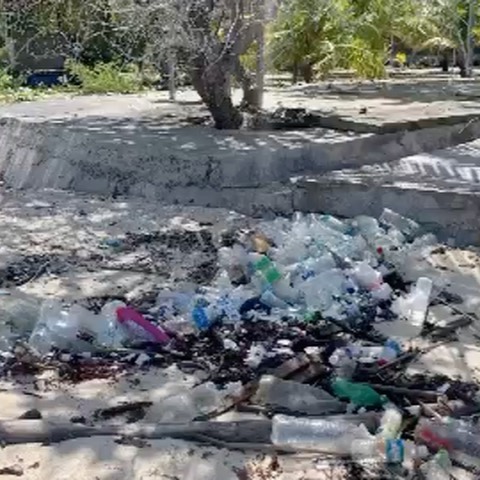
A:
[329,348,357,379]
[380,208,420,239]
[96,300,127,348]
[254,255,282,285]
[377,404,403,439]
[271,414,371,453]
[191,305,212,331]
[350,437,405,464]
[0,288,39,335]
[415,417,480,458]
[409,277,433,326]
[420,450,452,480]
[260,289,289,310]
[318,214,350,233]
[394,277,433,328]
[254,376,345,415]
[332,340,401,366]
[29,300,94,354]
[352,261,382,290]
[214,293,241,323]
[331,378,386,408]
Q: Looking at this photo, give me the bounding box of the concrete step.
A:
[293,140,480,246]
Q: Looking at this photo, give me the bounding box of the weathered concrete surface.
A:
[295,139,480,245]
[2,93,480,217]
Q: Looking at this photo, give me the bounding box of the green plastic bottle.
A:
[331,378,387,408]
[254,256,282,285]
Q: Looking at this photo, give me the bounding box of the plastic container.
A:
[271,414,371,453]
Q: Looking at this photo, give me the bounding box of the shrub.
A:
[66,61,143,94]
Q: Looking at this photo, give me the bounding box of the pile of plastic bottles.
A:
[0,208,439,355]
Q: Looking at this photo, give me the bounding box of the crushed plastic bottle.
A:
[331,378,386,408]
[271,414,372,453]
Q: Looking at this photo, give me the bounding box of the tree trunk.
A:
[168,50,176,101]
[292,62,299,84]
[191,62,243,130]
[457,49,468,78]
[300,62,314,83]
[234,59,260,110]
[255,0,266,109]
[440,52,449,72]
[465,0,477,77]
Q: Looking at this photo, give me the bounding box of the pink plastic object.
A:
[116,307,170,344]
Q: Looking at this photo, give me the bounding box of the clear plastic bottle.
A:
[416,417,480,458]
[380,208,420,239]
[350,438,405,464]
[96,300,127,348]
[29,300,93,354]
[271,414,371,453]
[409,277,433,326]
[394,277,432,328]
[352,261,382,290]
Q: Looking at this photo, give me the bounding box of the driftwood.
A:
[0,419,273,446]
[0,411,383,448]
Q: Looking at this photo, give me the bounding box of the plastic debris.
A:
[331,378,386,408]
[4,208,479,479]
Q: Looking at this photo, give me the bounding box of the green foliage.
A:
[268,0,467,80]
[66,61,143,94]
[270,0,348,79]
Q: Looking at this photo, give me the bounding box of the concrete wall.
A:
[2,114,480,218]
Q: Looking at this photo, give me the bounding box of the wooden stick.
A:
[368,384,440,401]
